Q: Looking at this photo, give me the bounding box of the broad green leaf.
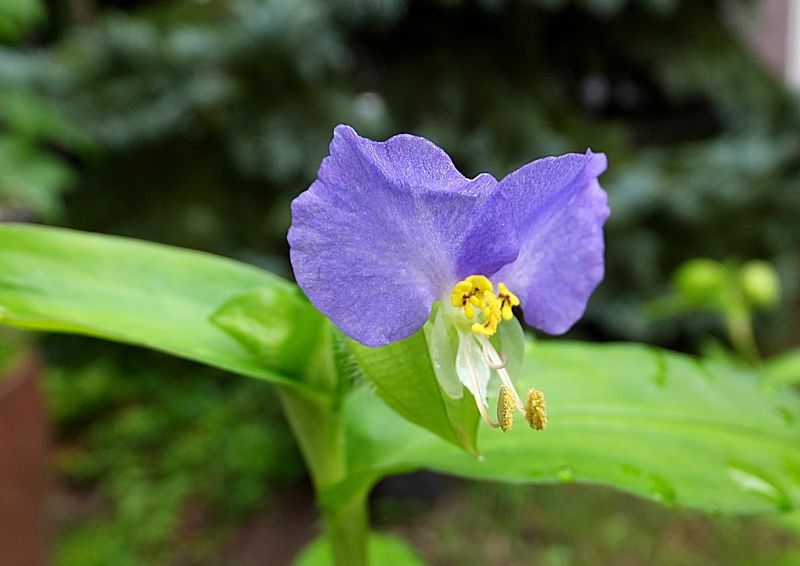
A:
[764,350,800,387]
[333,341,800,514]
[210,287,326,379]
[0,224,321,394]
[293,533,423,566]
[349,329,479,455]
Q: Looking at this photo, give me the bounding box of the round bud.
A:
[673,259,727,305]
[740,260,781,308]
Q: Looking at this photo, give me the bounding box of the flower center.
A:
[449,275,520,336]
[446,275,543,433]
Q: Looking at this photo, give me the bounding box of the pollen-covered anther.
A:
[497,385,515,432]
[525,389,547,431]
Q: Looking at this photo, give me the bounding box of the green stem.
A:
[725,307,760,366]
[323,489,370,566]
[278,387,369,566]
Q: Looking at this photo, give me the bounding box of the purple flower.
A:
[289,125,609,430]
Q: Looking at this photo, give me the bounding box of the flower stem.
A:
[725,307,760,366]
[323,489,369,566]
[278,386,369,566]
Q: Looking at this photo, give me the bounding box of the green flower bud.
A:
[674,259,727,305]
[740,260,781,308]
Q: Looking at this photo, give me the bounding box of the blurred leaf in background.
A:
[0,0,87,221]
[646,257,783,363]
[0,0,44,43]
[0,86,87,220]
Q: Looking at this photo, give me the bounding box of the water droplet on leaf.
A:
[557,466,576,483]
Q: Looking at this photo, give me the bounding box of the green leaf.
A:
[293,532,423,566]
[764,350,800,387]
[210,287,325,379]
[0,224,321,394]
[349,328,479,455]
[334,341,800,514]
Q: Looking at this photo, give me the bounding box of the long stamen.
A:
[480,339,508,370]
[478,335,525,413]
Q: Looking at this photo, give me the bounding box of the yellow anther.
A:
[525,389,547,431]
[469,293,486,309]
[497,385,514,432]
[497,282,520,321]
[466,274,493,293]
[463,302,475,319]
[450,280,473,308]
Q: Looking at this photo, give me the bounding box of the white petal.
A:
[456,331,490,404]
[425,307,463,399]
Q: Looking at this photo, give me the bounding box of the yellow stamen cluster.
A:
[449,275,493,320]
[448,276,543,435]
[449,275,520,337]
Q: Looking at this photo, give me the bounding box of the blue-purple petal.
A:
[288,125,518,347]
[494,151,609,334]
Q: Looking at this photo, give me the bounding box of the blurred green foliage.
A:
[0,0,83,219]
[0,328,27,378]
[374,481,800,565]
[648,257,783,363]
[0,0,45,43]
[44,346,302,565]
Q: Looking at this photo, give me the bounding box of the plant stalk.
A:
[725,307,760,366]
[322,488,369,566]
[278,387,369,566]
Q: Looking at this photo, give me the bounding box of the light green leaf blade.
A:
[337,341,800,513]
[210,287,326,379]
[0,224,319,391]
[764,349,800,387]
